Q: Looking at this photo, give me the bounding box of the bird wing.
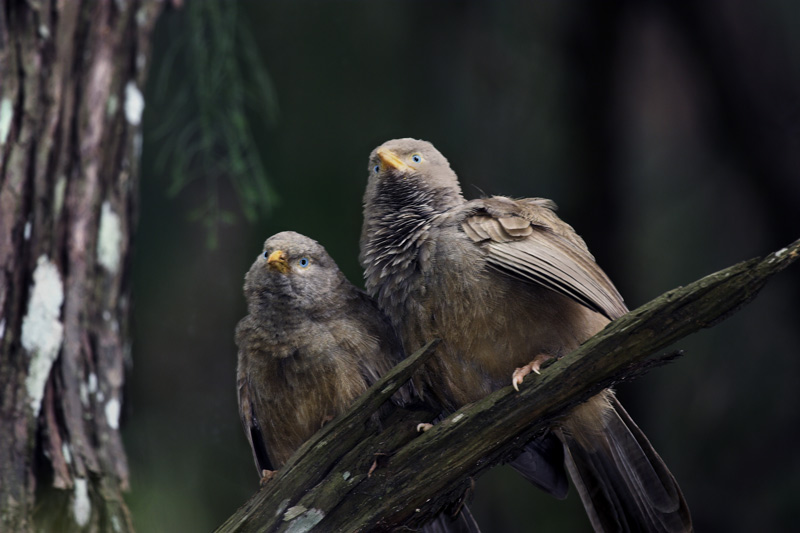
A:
[459,197,628,320]
[237,372,274,475]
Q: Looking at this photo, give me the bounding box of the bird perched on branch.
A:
[235,231,411,476]
[360,138,692,532]
[235,231,479,532]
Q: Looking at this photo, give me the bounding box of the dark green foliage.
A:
[148,1,278,248]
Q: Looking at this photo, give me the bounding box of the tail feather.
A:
[509,431,569,499]
[559,395,692,533]
[421,504,482,533]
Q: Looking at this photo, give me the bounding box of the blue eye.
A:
[263,251,268,258]
[412,154,422,163]
[298,257,310,268]
[373,165,380,174]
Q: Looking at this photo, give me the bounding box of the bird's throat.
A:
[361,178,439,323]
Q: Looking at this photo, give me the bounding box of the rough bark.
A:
[216,239,799,532]
[0,1,161,531]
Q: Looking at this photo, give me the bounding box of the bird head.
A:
[243,231,346,315]
[366,138,463,209]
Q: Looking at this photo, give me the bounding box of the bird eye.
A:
[298,257,310,268]
[263,251,269,258]
[373,164,380,174]
[412,154,422,163]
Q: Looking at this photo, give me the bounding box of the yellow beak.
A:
[266,250,290,274]
[377,147,414,173]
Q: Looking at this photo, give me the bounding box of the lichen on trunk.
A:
[0,1,162,531]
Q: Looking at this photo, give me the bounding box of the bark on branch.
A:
[216,239,800,532]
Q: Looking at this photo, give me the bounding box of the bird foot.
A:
[259,469,277,486]
[320,414,334,428]
[368,452,389,478]
[416,422,434,432]
[512,353,554,391]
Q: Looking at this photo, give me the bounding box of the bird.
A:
[235,231,412,476]
[360,138,692,532]
[235,231,480,532]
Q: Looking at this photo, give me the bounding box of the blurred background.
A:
[125,1,800,531]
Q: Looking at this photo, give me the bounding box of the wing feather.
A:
[238,374,274,474]
[460,198,627,320]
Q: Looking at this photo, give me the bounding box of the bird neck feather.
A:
[361,175,458,325]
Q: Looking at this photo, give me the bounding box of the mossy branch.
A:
[216,239,800,532]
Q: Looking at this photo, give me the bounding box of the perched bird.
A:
[360,138,692,532]
[235,231,411,475]
[235,231,479,532]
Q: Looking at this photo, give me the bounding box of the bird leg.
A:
[368,452,389,478]
[512,353,554,391]
[259,469,277,486]
[417,422,434,432]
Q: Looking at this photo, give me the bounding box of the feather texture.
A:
[461,199,627,320]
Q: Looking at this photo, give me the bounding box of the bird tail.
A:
[508,430,569,499]
[421,504,482,533]
[557,393,693,533]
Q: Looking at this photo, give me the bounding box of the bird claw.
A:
[368,452,388,478]
[259,469,277,486]
[320,414,334,428]
[511,367,530,391]
[512,354,554,391]
[416,422,434,432]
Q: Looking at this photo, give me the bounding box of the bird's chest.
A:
[262,336,362,406]
[249,331,367,463]
[399,232,498,338]
[409,267,523,399]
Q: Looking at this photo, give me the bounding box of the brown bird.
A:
[360,138,692,532]
[235,231,479,532]
[235,231,413,474]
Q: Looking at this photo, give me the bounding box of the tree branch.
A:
[216,239,800,532]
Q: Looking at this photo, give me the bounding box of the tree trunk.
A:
[0,1,161,531]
